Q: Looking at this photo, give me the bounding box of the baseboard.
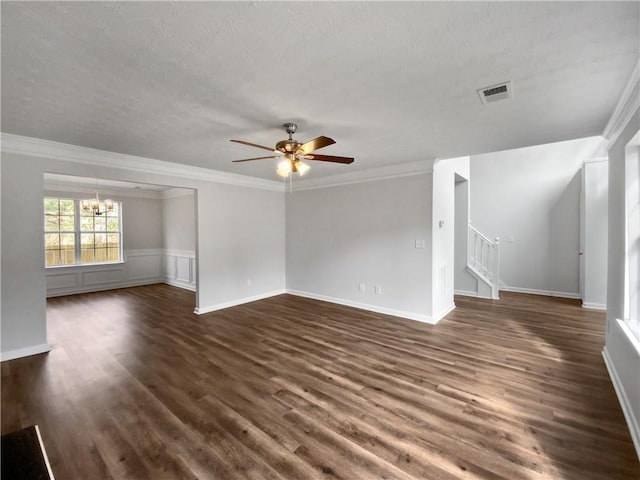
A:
[433,302,455,322]
[194,289,286,315]
[582,302,606,311]
[1,343,51,362]
[602,347,640,460]
[286,289,436,324]
[46,278,164,297]
[454,289,478,297]
[454,289,493,300]
[499,286,581,299]
[163,278,196,292]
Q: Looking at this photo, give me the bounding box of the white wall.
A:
[162,190,196,252]
[432,157,470,318]
[122,196,163,250]
[162,190,197,291]
[470,136,605,297]
[195,182,285,313]
[0,145,286,361]
[582,160,608,309]
[604,106,640,459]
[1,159,49,359]
[286,174,434,322]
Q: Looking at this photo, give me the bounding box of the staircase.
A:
[467,225,500,299]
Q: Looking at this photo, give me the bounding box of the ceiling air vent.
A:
[477,81,512,105]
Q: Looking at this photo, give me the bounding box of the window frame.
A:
[44,196,123,268]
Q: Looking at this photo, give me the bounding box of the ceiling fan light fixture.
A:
[294,160,310,175]
[276,159,292,178]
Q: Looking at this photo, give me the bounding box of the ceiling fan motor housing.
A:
[275,139,302,153]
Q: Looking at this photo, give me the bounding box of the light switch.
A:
[415,239,426,249]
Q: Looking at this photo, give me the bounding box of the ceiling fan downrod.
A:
[283,122,297,141]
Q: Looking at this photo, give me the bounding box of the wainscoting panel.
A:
[126,252,162,280]
[46,272,78,290]
[46,249,164,297]
[163,250,196,291]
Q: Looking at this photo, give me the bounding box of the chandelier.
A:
[81,189,113,216]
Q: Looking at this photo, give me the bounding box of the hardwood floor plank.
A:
[1,285,638,479]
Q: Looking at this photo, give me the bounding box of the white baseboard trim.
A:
[454,289,478,297]
[1,343,51,362]
[194,289,285,315]
[602,347,640,461]
[499,286,581,299]
[163,278,196,292]
[286,289,436,324]
[433,302,455,323]
[582,302,606,311]
[46,278,164,297]
[454,289,494,300]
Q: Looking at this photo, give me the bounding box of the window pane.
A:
[81,233,95,248]
[107,233,119,248]
[60,233,75,249]
[94,248,108,263]
[94,216,106,231]
[45,215,59,232]
[95,233,107,248]
[109,203,119,216]
[44,198,59,215]
[60,199,75,215]
[45,250,60,267]
[81,216,94,231]
[107,218,119,231]
[60,248,75,265]
[60,215,75,231]
[107,248,119,262]
[45,233,59,249]
[81,249,94,264]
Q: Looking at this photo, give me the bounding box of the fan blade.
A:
[230,139,276,152]
[303,154,354,164]
[298,136,336,154]
[232,155,282,163]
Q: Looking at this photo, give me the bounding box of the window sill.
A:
[45,261,125,270]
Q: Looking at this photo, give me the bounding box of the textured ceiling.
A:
[2,2,638,180]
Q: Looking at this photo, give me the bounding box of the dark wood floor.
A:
[2,285,638,479]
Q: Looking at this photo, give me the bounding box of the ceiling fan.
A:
[230,123,354,178]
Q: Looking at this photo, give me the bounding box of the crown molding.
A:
[2,133,437,193]
[1,133,283,192]
[603,58,640,149]
[44,182,164,200]
[161,188,196,199]
[290,158,436,191]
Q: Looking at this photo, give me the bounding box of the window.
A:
[44,197,122,267]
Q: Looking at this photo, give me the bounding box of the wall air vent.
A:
[477,81,512,105]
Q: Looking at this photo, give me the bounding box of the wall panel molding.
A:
[163,249,196,291]
[46,249,163,297]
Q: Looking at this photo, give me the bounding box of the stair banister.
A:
[467,224,500,299]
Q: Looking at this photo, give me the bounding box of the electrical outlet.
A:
[359,283,366,293]
[375,285,382,295]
